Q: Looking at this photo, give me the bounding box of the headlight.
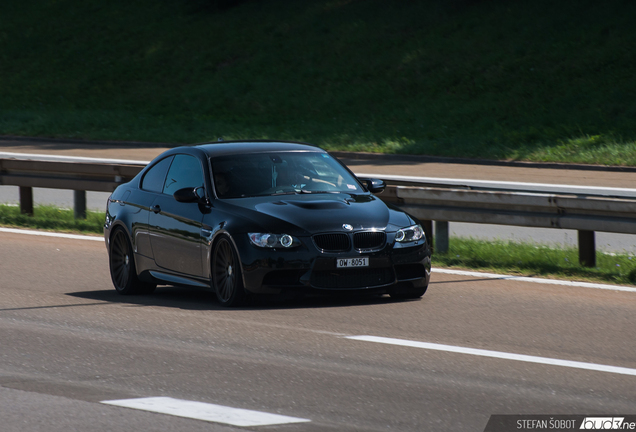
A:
[248,233,300,248]
[395,224,424,243]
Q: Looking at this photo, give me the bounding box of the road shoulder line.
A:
[0,227,103,241]
[435,268,636,293]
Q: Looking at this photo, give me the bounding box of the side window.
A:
[140,156,173,193]
[162,154,204,196]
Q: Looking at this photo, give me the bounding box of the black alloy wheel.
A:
[212,236,246,307]
[109,228,155,295]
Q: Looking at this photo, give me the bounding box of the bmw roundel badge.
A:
[343,224,353,231]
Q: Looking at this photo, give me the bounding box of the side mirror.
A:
[360,178,386,194]
[174,187,203,203]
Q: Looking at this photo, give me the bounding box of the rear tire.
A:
[212,236,246,307]
[109,228,156,295]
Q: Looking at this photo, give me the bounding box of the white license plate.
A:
[336,257,369,268]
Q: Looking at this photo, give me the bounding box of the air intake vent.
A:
[311,268,394,289]
[313,233,351,252]
[353,231,386,250]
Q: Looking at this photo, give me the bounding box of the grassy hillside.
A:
[1,0,635,164]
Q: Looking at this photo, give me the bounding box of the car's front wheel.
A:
[212,236,246,307]
[109,227,156,295]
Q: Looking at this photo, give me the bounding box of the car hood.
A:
[218,193,412,235]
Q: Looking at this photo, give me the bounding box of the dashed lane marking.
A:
[345,335,636,377]
[101,397,311,427]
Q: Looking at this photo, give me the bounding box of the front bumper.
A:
[236,235,431,294]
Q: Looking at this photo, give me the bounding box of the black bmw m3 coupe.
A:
[104,141,431,306]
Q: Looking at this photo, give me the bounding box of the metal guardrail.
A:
[0,158,143,192]
[381,186,636,234]
[379,185,636,267]
[2,153,636,267]
[0,154,145,218]
[356,172,636,198]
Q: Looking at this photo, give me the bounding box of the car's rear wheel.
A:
[212,236,246,307]
[109,228,156,295]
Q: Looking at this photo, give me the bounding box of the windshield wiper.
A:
[266,189,341,196]
[299,189,340,194]
[270,191,300,196]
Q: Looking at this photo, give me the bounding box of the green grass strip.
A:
[434,238,636,286]
[0,204,104,235]
[2,0,636,166]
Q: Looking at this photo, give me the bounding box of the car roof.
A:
[194,140,325,157]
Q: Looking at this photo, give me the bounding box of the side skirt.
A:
[149,271,211,289]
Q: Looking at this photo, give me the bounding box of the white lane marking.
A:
[101,397,310,427]
[345,335,636,377]
[0,227,103,241]
[435,268,636,293]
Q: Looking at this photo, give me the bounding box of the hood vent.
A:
[286,200,348,210]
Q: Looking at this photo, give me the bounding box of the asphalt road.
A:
[0,231,634,431]
[2,138,636,252]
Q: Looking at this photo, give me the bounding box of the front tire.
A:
[109,228,156,295]
[212,236,246,307]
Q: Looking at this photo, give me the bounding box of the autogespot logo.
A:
[580,417,631,430]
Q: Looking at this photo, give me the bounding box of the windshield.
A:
[210,152,364,198]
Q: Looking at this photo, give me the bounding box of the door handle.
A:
[151,205,161,214]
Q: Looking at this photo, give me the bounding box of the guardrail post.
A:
[19,186,34,216]
[434,221,449,254]
[74,190,87,219]
[578,230,596,267]
[422,220,433,253]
